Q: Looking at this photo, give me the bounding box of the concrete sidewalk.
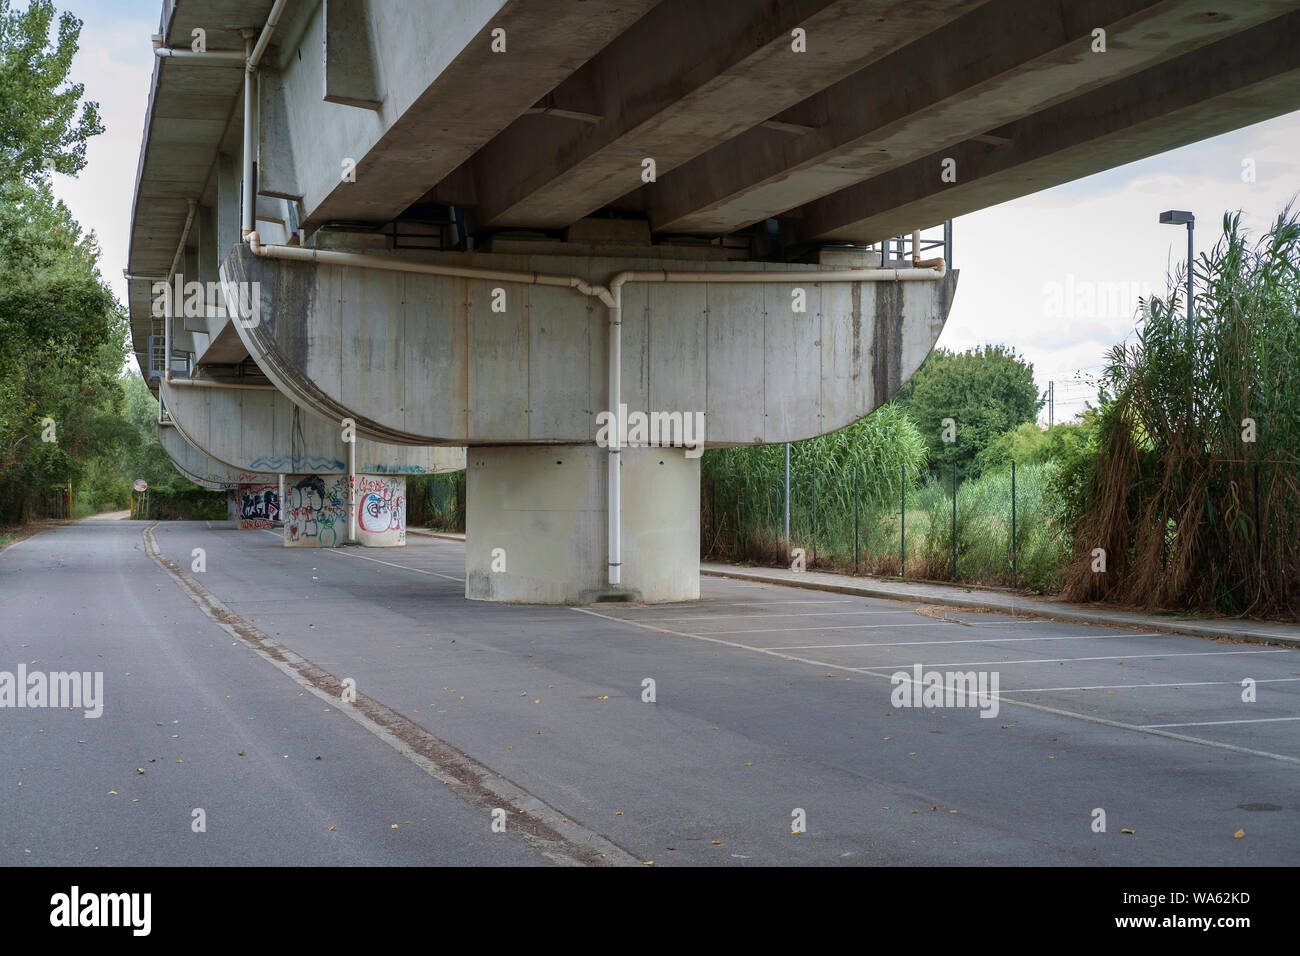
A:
[702,562,1300,649]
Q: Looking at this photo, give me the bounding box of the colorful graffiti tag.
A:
[353,475,406,546]
[236,483,280,529]
[285,474,348,547]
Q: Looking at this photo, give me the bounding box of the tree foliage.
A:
[0,0,102,183]
[891,344,1044,478]
[0,3,216,523]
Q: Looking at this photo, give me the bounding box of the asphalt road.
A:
[2,517,1296,866]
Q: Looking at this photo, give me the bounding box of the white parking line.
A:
[637,608,919,623]
[765,632,1165,650]
[1141,717,1300,729]
[571,605,1300,767]
[707,622,951,635]
[258,529,464,581]
[1002,677,1300,693]
[627,599,857,610]
[887,648,1291,668]
[330,548,465,582]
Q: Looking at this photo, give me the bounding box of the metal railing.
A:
[879,220,952,269]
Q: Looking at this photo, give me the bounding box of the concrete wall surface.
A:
[465,444,698,604]
[160,377,466,476]
[225,243,956,447]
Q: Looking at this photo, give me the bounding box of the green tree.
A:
[892,344,1044,479]
[975,410,1099,473]
[0,0,102,184]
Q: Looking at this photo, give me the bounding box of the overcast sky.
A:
[41,0,1300,425]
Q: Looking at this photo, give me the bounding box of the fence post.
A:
[853,469,859,574]
[811,471,818,566]
[738,490,743,552]
[711,484,718,548]
[1011,459,1017,583]
[1254,462,1261,566]
[784,442,790,547]
[951,462,957,581]
[900,465,906,578]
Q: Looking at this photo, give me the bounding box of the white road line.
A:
[1002,677,1300,693]
[1141,717,1300,729]
[707,622,951,635]
[629,599,857,610]
[765,632,1166,651]
[884,648,1291,668]
[330,549,465,582]
[258,529,464,581]
[571,606,1300,767]
[636,609,918,623]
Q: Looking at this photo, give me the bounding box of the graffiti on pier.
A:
[353,475,406,546]
[237,483,280,529]
[285,474,347,547]
[250,455,345,473]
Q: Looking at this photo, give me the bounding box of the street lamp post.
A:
[1159,210,1195,335]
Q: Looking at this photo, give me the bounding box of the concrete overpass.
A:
[127,0,1300,601]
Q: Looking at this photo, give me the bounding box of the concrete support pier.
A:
[466,445,699,605]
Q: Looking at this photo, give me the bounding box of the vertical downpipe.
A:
[607,296,622,587]
[347,438,356,544]
[241,31,255,237]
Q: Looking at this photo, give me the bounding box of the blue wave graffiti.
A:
[249,455,346,472]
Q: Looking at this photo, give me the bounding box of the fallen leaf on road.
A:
[108,791,117,795]
[329,825,336,831]
[136,768,144,774]
[711,840,722,845]
[237,751,245,756]
[1234,829,1245,839]
[615,811,623,816]
[1121,828,1135,834]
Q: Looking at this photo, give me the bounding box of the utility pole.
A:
[1048,381,1054,427]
